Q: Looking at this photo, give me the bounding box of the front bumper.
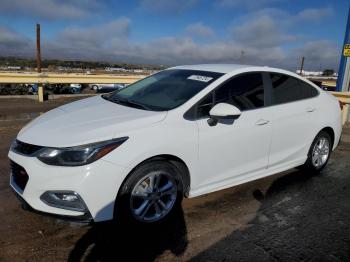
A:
[11,187,93,223]
[8,150,131,222]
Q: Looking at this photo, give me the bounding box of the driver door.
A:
[192,72,273,193]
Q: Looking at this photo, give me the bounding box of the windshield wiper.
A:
[115,98,152,110]
[102,95,152,110]
[121,99,152,110]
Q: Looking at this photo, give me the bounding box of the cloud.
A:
[125,38,337,70]
[290,40,339,70]
[140,0,198,13]
[108,37,287,66]
[228,6,334,48]
[230,6,334,29]
[56,18,130,48]
[42,18,131,60]
[185,22,215,38]
[217,0,284,9]
[0,10,340,71]
[0,0,102,20]
[295,7,334,22]
[0,27,34,57]
[230,15,296,48]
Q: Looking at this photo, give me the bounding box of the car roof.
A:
[169,64,320,89]
[170,64,260,74]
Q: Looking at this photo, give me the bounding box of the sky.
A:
[0,0,349,71]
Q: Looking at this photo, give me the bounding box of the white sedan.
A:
[9,64,342,224]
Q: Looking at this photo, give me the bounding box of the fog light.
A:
[61,194,78,202]
[40,191,87,212]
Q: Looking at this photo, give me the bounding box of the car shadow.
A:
[191,165,350,261]
[68,205,188,261]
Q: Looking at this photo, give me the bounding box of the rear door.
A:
[266,73,320,169]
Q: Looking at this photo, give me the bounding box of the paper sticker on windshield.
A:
[187,75,213,82]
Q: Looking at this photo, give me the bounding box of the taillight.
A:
[339,101,344,110]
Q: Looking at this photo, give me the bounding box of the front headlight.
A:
[36,137,128,166]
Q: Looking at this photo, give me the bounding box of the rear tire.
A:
[302,131,332,173]
[116,160,183,224]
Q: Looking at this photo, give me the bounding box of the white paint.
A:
[8,64,342,222]
[209,103,241,118]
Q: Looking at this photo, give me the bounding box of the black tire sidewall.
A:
[115,160,184,225]
[305,131,332,172]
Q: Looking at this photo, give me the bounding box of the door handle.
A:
[306,107,316,112]
[255,119,269,126]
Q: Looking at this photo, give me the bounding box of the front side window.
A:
[103,69,223,111]
[270,73,318,105]
[215,72,264,110]
[195,72,265,118]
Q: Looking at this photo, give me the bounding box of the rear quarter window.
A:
[270,73,318,105]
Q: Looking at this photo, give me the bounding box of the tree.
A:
[323,69,334,76]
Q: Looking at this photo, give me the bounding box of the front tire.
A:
[302,131,332,173]
[116,161,183,224]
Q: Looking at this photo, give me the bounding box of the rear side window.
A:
[270,73,318,105]
[195,72,264,118]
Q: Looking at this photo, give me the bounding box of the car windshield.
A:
[102,69,223,111]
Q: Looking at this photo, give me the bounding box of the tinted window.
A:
[103,69,223,111]
[215,73,264,110]
[299,79,319,98]
[196,72,264,118]
[270,73,318,105]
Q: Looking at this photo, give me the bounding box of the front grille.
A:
[11,139,43,156]
[10,161,29,192]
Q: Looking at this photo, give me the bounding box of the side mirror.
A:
[208,103,241,126]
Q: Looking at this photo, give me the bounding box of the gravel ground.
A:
[0,97,349,261]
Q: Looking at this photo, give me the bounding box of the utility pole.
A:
[36,24,41,73]
[299,56,305,76]
[36,24,44,102]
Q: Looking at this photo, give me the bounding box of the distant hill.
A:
[0,57,165,71]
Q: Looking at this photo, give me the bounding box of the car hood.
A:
[17,96,167,147]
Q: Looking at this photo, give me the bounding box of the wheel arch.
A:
[308,126,335,156]
[319,126,335,148]
[117,154,191,198]
[113,154,191,221]
[302,126,335,172]
[151,154,191,197]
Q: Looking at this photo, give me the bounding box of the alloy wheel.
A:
[130,172,177,222]
[311,137,330,168]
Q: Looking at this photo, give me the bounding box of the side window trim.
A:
[262,72,272,107]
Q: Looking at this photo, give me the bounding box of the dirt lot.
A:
[0,97,350,261]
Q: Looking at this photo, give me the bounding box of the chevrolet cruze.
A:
[8,64,342,223]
